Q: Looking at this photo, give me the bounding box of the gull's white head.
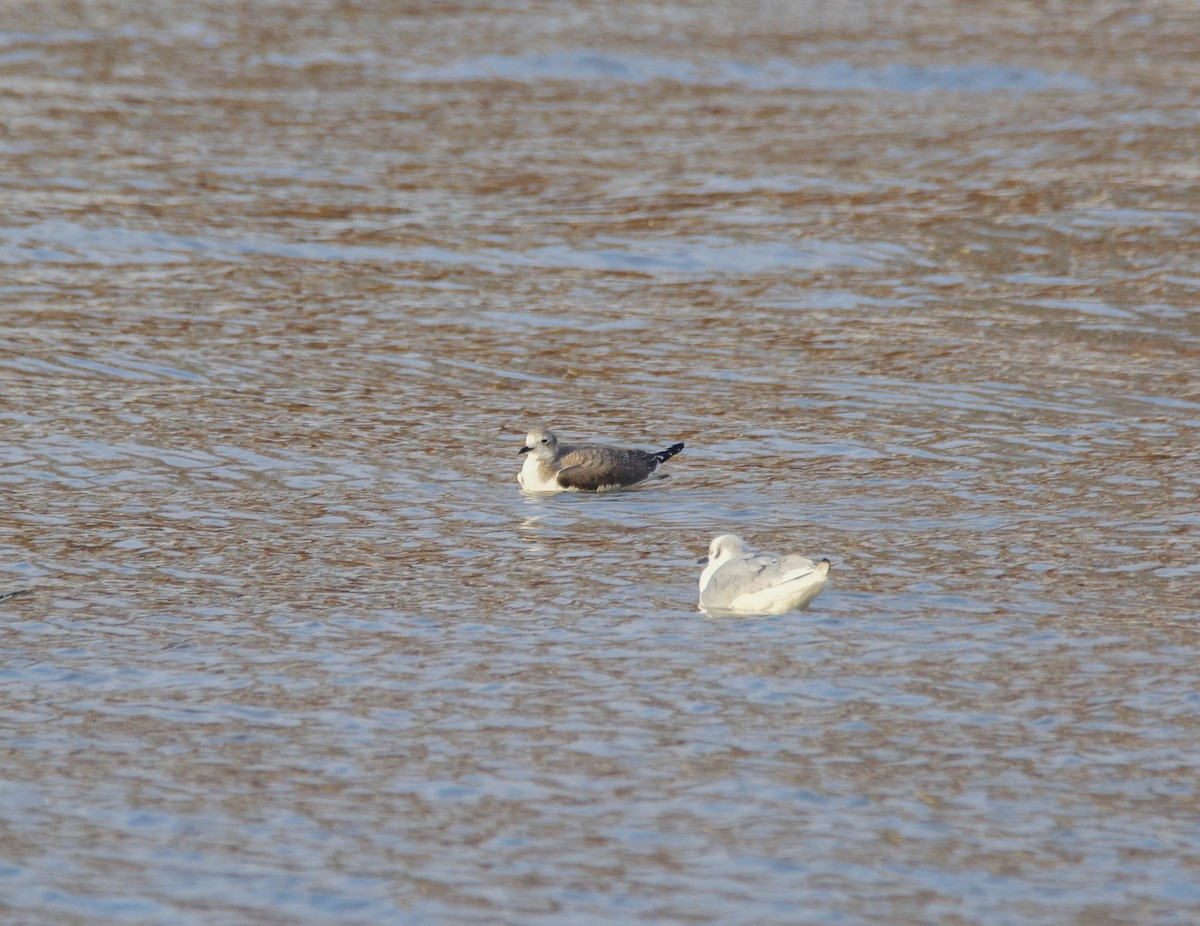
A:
[707,534,751,564]
[519,428,558,459]
[698,534,751,591]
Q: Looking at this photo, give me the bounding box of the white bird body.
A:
[517,428,684,493]
[698,534,830,615]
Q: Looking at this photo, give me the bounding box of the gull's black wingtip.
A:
[655,442,685,464]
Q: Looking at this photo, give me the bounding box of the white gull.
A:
[698,534,830,615]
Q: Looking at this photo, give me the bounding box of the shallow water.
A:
[2,1,1199,923]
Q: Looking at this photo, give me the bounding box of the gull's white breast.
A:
[519,453,562,492]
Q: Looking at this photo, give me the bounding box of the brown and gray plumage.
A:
[517,428,684,492]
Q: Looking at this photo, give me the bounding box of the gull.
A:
[0,589,32,603]
[698,534,830,615]
[518,427,684,493]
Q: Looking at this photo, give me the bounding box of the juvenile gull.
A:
[698,534,830,615]
[518,428,684,493]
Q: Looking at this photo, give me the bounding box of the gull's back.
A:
[554,443,660,491]
[700,551,829,614]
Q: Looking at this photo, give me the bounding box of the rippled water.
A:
[3,1,1199,923]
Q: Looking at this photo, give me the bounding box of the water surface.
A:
[2,1,1199,923]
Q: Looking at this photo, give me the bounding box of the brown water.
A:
[2,2,1199,923]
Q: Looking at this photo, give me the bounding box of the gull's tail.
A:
[654,442,684,465]
[0,589,32,603]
